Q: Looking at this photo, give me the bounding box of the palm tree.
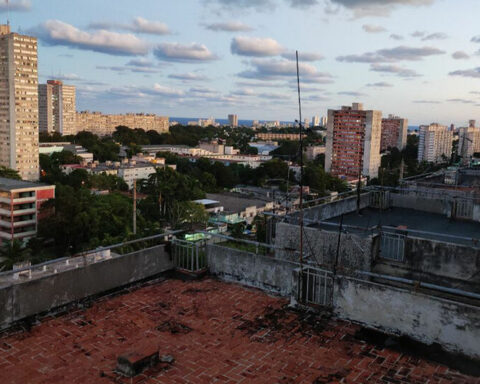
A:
[0,240,31,271]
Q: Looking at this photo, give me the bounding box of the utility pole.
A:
[133,179,137,235]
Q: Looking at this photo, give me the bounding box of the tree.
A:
[0,166,21,180]
[0,240,30,271]
[168,201,209,230]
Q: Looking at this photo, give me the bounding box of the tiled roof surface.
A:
[0,278,477,384]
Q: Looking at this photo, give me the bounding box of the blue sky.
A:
[5,0,480,124]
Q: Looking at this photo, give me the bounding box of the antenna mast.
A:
[6,0,10,26]
[296,51,304,272]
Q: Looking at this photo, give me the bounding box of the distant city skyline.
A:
[6,0,480,125]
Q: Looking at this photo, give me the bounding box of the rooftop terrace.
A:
[324,207,480,245]
[0,278,478,384]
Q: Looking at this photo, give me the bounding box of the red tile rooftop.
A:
[0,278,478,384]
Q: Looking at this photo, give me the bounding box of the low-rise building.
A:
[76,111,169,136]
[304,145,326,160]
[0,178,55,244]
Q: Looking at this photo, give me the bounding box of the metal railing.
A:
[380,232,406,262]
[298,266,333,307]
[172,238,207,272]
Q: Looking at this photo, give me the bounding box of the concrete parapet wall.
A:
[334,277,480,359]
[0,245,172,330]
[275,222,374,272]
[290,193,371,223]
[375,237,480,292]
[390,193,450,216]
[207,244,296,296]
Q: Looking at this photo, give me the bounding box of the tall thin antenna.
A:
[296,51,304,274]
[6,0,10,26]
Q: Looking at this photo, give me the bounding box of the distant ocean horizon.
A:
[170,117,419,131]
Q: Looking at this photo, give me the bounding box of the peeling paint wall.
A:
[275,222,374,273]
[0,245,172,330]
[334,277,480,359]
[375,237,480,292]
[207,244,296,296]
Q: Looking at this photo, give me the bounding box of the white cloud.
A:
[281,51,324,61]
[362,24,386,33]
[231,36,284,57]
[89,17,170,35]
[451,51,469,60]
[204,21,254,32]
[169,73,208,81]
[31,20,149,56]
[154,42,218,62]
[0,0,30,12]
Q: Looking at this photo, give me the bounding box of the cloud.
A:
[370,63,420,77]
[168,73,208,81]
[231,36,283,57]
[0,0,30,12]
[329,0,434,16]
[471,35,480,43]
[390,34,403,40]
[338,91,367,97]
[288,0,318,8]
[89,17,170,35]
[258,92,291,100]
[452,51,469,60]
[154,42,218,62]
[449,67,480,79]
[238,58,333,82]
[31,20,149,56]
[97,59,161,74]
[362,24,386,33]
[366,81,393,87]
[281,51,324,61]
[126,58,154,67]
[337,45,444,63]
[446,98,475,104]
[470,91,480,95]
[151,84,185,97]
[411,30,425,37]
[231,88,256,96]
[421,32,448,41]
[46,73,82,81]
[204,21,254,32]
[413,100,441,104]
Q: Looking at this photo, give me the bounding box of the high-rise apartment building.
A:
[39,80,76,136]
[228,114,238,128]
[380,115,408,151]
[0,25,39,181]
[457,120,480,164]
[325,103,382,179]
[312,116,320,127]
[417,123,453,163]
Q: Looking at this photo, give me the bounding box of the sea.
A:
[171,117,295,126]
[171,117,419,132]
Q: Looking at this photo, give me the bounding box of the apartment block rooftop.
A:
[0,177,50,191]
[1,278,478,384]
[0,186,479,383]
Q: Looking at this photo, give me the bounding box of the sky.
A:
[5,0,480,125]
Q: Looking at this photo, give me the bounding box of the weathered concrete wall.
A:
[290,193,371,223]
[374,237,480,292]
[0,245,172,330]
[275,222,374,273]
[390,193,450,216]
[334,277,480,359]
[207,244,296,296]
